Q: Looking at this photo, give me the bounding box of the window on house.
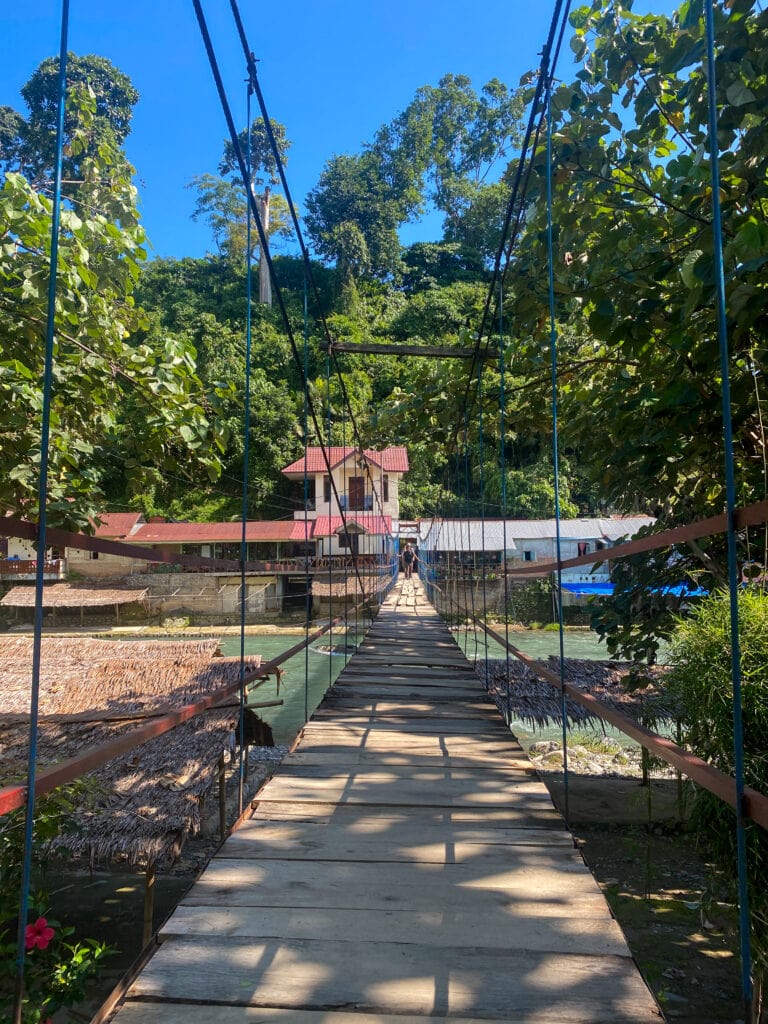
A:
[596,540,606,550]
[577,541,589,556]
[383,475,389,503]
[323,475,331,503]
[349,476,365,510]
[523,550,536,562]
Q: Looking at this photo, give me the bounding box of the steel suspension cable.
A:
[228,0,393,580]
[704,1,752,1014]
[237,80,255,815]
[14,7,69,1022]
[192,0,371,610]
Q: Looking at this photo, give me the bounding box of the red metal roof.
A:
[312,515,392,538]
[281,447,409,476]
[130,521,303,544]
[92,513,144,539]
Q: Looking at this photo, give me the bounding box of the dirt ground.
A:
[542,769,744,1024]
[43,762,746,1024]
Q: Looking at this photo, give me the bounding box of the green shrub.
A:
[0,787,113,1023]
[666,590,768,1013]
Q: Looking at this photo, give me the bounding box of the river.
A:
[217,627,614,746]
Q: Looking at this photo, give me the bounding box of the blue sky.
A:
[3,1,678,261]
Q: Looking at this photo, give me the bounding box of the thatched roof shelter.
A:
[476,656,673,730]
[0,583,148,608]
[0,637,264,863]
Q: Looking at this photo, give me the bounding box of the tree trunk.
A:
[258,186,272,307]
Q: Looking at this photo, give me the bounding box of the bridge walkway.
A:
[111,577,662,1023]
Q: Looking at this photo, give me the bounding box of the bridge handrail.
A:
[0,598,373,818]
[472,616,768,831]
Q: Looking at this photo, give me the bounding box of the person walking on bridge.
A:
[402,543,417,579]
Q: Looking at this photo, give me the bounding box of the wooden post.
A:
[218,753,227,842]
[143,860,156,948]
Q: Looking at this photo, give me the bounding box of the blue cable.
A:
[498,283,512,725]
[303,272,310,724]
[704,1,752,1014]
[14,5,69,1021]
[546,78,569,827]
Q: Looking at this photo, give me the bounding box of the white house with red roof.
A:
[281,446,408,558]
[60,447,408,580]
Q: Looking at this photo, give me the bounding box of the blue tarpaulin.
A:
[561,581,708,597]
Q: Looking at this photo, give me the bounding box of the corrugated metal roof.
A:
[312,515,392,538]
[91,513,144,538]
[130,521,302,544]
[418,516,655,549]
[281,447,409,476]
[600,516,655,540]
[418,520,516,552]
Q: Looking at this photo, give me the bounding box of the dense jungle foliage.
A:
[1,0,767,628]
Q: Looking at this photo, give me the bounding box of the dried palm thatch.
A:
[0,639,264,864]
[0,584,148,607]
[0,636,221,661]
[475,656,673,729]
[0,638,239,716]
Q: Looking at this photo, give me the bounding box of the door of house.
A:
[349,476,365,510]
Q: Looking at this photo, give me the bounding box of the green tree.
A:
[496,0,768,654]
[4,54,139,183]
[305,152,410,282]
[190,117,292,305]
[0,92,227,531]
[306,74,525,280]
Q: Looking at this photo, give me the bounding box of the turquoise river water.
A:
[216,627,613,746]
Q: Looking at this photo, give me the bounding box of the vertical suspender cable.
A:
[238,81,255,816]
[478,388,490,682]
[14,7,69,1023]
[326,351,333,687]
[704,1,752,1014]
[463,412,474,655]
[498,284,512,725]
[303,272,311,724]
[546,77,569,827]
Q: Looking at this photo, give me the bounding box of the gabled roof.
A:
[418,516,656,548]
[312,515,392,538]
[91,512,144,539]
[418,520,517,552]
[281,447,409,477]
[129,521,308,544]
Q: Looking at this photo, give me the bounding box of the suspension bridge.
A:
[4,0,768,1021]
[108,577,661,1024]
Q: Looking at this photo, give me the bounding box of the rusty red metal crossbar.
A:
[479,620,768,831]
[3,498,768,580]
[0,516,276,573]
[505,499,768,577]
[0,606,366,818]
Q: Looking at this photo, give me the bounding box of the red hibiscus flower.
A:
[24,917,55,951]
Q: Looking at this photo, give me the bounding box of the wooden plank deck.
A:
[112,578,663,1024]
